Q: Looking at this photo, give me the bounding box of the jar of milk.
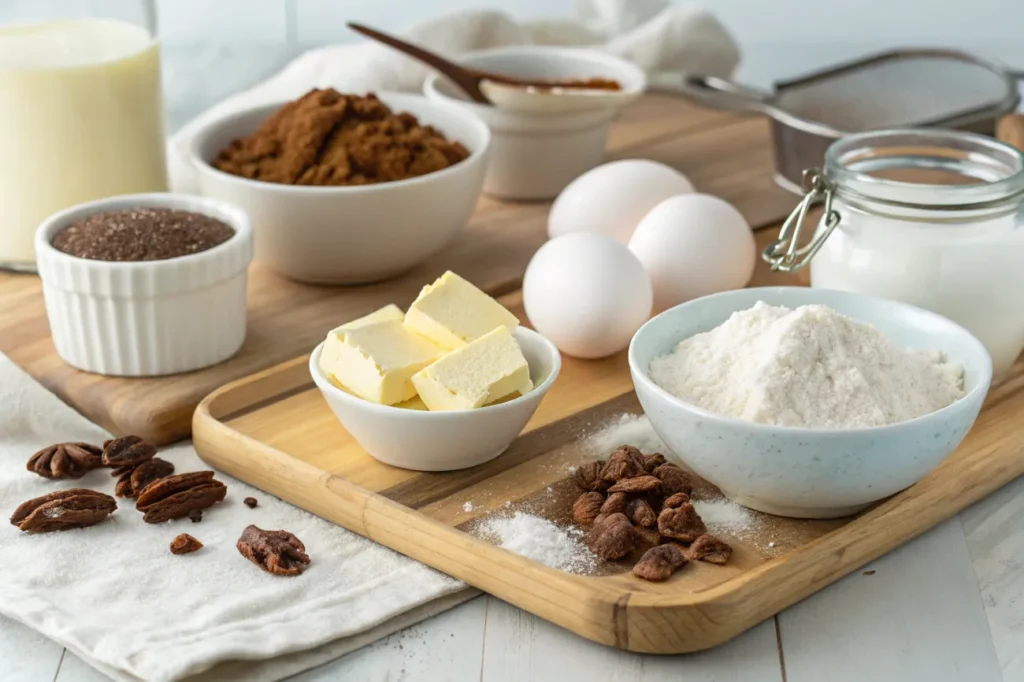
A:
[765,128,1024,380]
[0,0,167,271]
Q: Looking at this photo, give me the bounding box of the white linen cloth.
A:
[167,0,740,194]
[0,352,470,682]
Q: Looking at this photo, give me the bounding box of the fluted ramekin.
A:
[35,193,253,377]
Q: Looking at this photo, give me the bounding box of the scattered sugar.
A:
[462,501,474,512]
[582,413,666,458]
[478,512,597,574]
[693,499,754,534]
[568,465,577,475]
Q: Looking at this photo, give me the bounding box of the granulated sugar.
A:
[582,413,666,457]
[693,499,754,534]
[478,512,597,574]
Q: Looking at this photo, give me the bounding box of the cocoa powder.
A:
[213,89,470,186]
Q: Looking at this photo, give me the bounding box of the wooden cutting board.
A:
[0,95,794,445]
[191,232,1024,652]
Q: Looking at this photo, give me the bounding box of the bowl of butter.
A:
[310,271,561,471]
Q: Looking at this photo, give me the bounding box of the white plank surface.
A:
[479,597,782,682]
[778,518,1002,682]
[0,615,64,682]
[962,476,1024,682]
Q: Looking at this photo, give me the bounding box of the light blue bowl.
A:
[628,287,992,518]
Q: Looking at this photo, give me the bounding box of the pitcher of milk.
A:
[0,1,167,271]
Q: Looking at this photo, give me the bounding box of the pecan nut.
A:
[102,435,157,471]
[237,525,311,576]
[10,489,116,533]
[26,442,102,479]
[587,512,636,560]
[687,534,733,565]
[135,471,227,523]
[115,457,175,499]
[626,498,657,528]
[573,461,608,493]
[642,453,667,473]
[600,446,645,482]
[607,475,661,495]
[170,533,204,555]
[572,492,604,526]
[632,543,688,581]
[662,492,691,509]
[599,491,628,515]
[657,502,707,543]
[652,463,693,497]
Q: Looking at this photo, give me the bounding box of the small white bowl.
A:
[35,193,253,377]
[188,92,490,284]
[424,46,646,200]
[629,287,992,519]
[310,327,561,471]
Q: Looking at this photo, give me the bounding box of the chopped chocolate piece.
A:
[237,525,311,576]
[188,509,203,523]
[599,492,628,516]
[687,534,732,565]
[633,543,688,581]
[607,475,661,495]
[10,489,116,533]
[572,492,604,526]
[587,512,635,560]
[170,533,203,555]
[626,498,657,528]
[243,497,258,509]
[652,463,693,497]
[26,442,102,479]
[657,503,707,543]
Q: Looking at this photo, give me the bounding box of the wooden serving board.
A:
[192,231,1024,653]
[0,95,793,446]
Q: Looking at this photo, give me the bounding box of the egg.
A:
[628,193,756,313]
[548,159,694,244]
[523,232,652,359]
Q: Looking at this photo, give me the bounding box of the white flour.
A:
[692,499,754,534]
[650,302,965,428]
[479,512,597,574]
[582,413,666,457]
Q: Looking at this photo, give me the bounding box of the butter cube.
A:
[405,271,519,350]
[322,320,443,405]
[412,327,532,411]
[319,304,405,377]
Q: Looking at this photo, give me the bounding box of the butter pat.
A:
[318,304,405,377]
[412,327,532,411]
[405,271,519,350]
[323,320,443,405]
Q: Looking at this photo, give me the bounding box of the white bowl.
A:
[310,327,561,471]
[188,93,490,284]
[35,193,253,377]
[424,46,646,200]
[629,287,993,519]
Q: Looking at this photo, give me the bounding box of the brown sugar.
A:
[212,89,471,186]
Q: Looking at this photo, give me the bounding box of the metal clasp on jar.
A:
[763,169,842,272]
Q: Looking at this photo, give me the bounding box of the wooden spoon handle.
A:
[347,22,490,105]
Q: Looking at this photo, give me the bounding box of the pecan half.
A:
[600,491,628,515]
[237,525,311,576]
[170,533,203,555]
[10,489,116,533]
[587,512,635,560]
[607,475,661,495]
[600,446,645,482]
[657,503,707,543]
[26,442,102,479]
[662,492,691,509]
[687,534,733,565]
[572,492,604,526]
[626,498,657,528]
[652,463,693,497]
[102,435,157,470]
[573,461,608,493]
[642,453,667,473]
[135,471,227,523]
[633,543,688,581]
[115,457,175,499]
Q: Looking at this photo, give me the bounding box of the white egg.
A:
[524,233,652,359]
[628,193,756,313]
[548,159,694,244]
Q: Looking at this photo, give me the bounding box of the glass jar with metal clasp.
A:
[764,128,1024,380]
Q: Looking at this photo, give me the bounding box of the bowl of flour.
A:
[628,287,992,519]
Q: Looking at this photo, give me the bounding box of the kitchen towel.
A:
[167,0,740,194]
[0,352,473,682]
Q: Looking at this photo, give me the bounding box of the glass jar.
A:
[765,128,1024,380]
[0,0,167,271]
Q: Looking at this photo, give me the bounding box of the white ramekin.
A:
[35,193,253,377]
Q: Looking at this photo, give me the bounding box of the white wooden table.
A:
[5,472,1022,682]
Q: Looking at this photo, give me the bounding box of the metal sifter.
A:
[651,49,1021,193]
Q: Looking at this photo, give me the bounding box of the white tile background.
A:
[3,0,1024,131]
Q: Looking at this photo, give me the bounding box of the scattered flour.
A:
[479,512,597,574]
[692,499,754,534]
[583,413,666,457]
[649,301,965,428]
[462,501,474,512]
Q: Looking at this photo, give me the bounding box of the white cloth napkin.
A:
[167,0,740,194]
[0,353,469,682]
